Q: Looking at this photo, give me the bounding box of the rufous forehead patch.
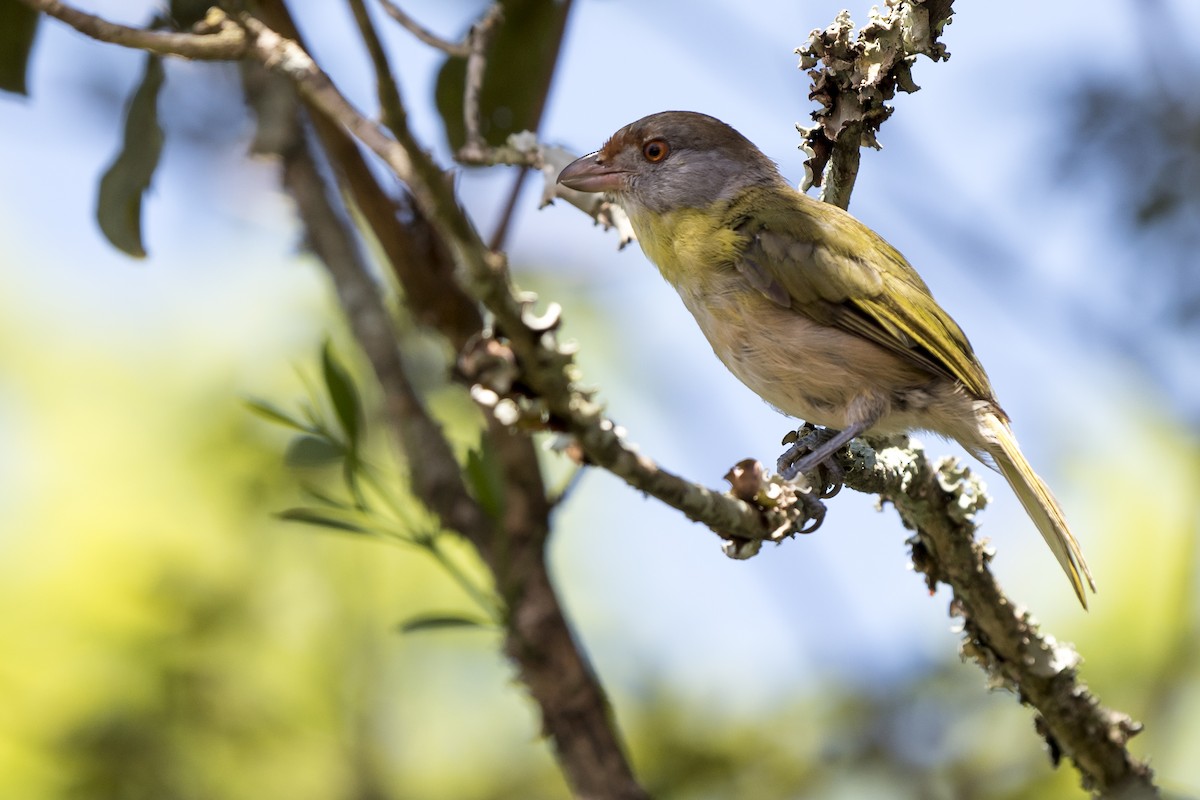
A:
[598,127,639,161]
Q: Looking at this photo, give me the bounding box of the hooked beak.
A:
[557,152,627,193]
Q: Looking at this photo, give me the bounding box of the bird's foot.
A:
[777,423,863,498]
[794,484,828,533]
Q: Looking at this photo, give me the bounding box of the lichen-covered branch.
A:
[841,436,1158,797]
[797,0,955,207]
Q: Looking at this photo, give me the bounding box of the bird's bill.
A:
[557,152,626,193]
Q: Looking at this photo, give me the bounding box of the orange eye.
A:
[642,139,669,163]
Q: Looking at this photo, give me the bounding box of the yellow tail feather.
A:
[981,413,1095,609]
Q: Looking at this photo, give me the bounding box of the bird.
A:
[557,110,1095,608]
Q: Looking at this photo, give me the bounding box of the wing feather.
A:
[729,190,995,401]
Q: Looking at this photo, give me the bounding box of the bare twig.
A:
[376,0,469,56]
[345,0,407,135]
[15,0,246,58]
[483,0,573,251]
[460,4,504,159]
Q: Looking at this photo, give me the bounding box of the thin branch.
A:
[486,0,573,251]
[16,0,246,59]
[460,4,504,159]
[345,0,408,135]
[376,0,469,56]
[488,169,527,251]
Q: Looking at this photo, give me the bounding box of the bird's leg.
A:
[777,421,868,494]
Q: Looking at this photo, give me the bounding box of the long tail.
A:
[980,412,1095,609]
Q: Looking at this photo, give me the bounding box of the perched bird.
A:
[557,111,1094,608]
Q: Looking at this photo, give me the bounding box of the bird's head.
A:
[557,111,783,218]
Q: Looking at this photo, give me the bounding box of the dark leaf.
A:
[397,613,493,634]
[285,434,344,468]
[244,398,314,433]
[322,341,362,450]
[0,0,39,96]
[97,54,165,258]
[435,0,569,151]
[277,507,368,534]
[465,436,506,523]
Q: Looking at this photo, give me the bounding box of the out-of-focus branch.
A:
[376,0,469,56]
[15,0,246,58]
[460,4,504,159]
[797,0,955,207]
[484,0,572,251]
[344,0,408,137]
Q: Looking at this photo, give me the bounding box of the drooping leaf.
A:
[285,434,344,468]
[97,53,166,258]
[434,0,569,151]
[396,613,493,634]
[465,435,506,523]
[277,507,368,534]
[0,0,39,96]
[322,341,362,450]
[244,398,315,434]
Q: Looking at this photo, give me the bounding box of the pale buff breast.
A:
[672,266,981,439]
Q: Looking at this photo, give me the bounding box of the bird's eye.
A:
[642,139,670,163]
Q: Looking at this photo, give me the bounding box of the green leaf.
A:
[434,0,569,151]
[97,53,165,258]
[285,434,344,468]
[396,613,493,635]
[322,341,361,450]
[465,436,506,523]
[277,507,368,534]
[244,398,314,433]
[0,0,39,96]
